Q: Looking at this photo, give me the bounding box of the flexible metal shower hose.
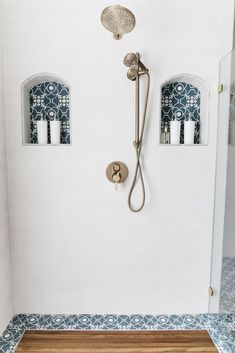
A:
[128,72,150,212]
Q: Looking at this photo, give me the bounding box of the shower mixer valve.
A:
[106,161,128,190]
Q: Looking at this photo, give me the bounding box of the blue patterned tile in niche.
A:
[161,81,201,144]
[29,81,70,144]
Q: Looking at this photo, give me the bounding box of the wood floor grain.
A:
[15,330,218,352]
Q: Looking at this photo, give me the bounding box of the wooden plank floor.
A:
[15,330,218,352]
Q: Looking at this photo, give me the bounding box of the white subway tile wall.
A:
[0,0,234,318]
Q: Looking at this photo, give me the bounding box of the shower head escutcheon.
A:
[101,5,136,40]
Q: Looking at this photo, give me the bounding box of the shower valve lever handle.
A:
[113,163,121,172]
[112,172,121,183]
[112,164,121,187]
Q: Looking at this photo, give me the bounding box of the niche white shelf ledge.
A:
[159,73,210,146]
[22,72,71,145]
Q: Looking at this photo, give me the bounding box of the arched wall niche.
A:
[160,73,210,145]
[22,73,71,145]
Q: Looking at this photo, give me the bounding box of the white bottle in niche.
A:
[50,115,61,144]
[184,115,195,144]
[170,119,181,144]
[37,114,47,144]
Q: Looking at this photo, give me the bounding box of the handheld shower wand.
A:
[123,53,150,212]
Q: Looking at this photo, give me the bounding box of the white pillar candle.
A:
[184,120,195,144]
[170,120,181,144]
[37,120,47,144]
[50,120,61,144]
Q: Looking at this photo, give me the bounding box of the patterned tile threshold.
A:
[1,314,235,353]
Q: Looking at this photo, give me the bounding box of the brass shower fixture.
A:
[123,52,150,212]
[101,5,136,40]
[106,161,128,190]
[123,52,149,80]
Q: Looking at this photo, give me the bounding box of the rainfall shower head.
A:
[101,5,136,40]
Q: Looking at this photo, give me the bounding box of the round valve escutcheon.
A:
[106,161,128,184]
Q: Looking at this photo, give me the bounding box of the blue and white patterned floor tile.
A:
[220,257,235,313]
[1,314,235,353]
